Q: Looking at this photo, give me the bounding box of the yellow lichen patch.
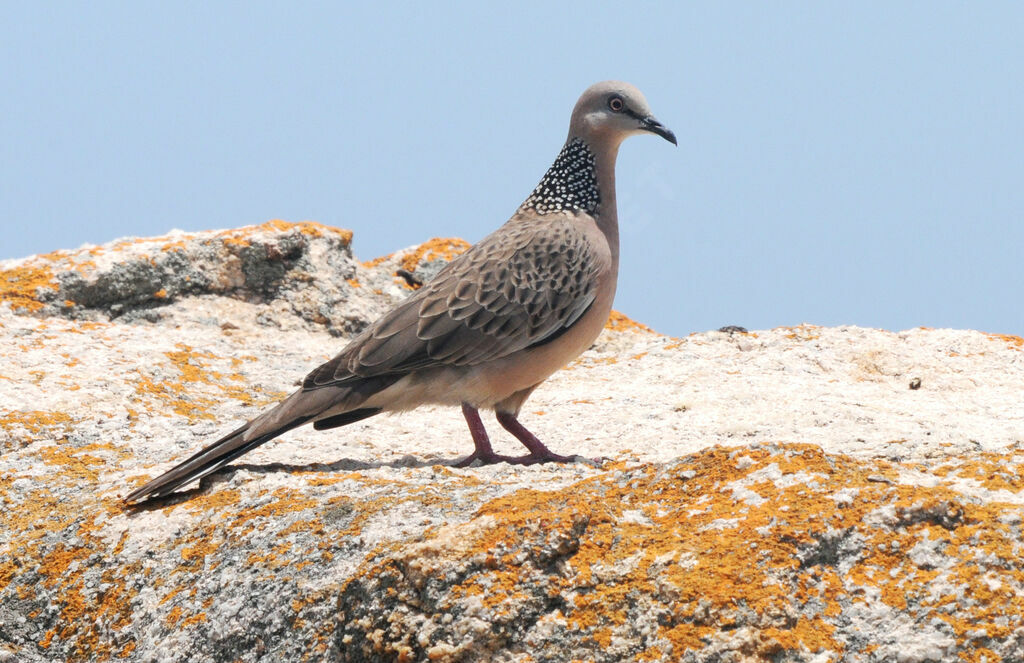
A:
[230,486,320,529]
[216,219,353,248]
[1,488,140,661]
[353,443,1024,660]
[398,237,471,274]
[984,333,1023,350]
[175,487,243,515]
[70,320,110,333]
[2,221,353,315]
[604,310,656,334]
[927,450,1024,493]
[361,252,393,268]
[164,606,184,627]
[132,343,282,422]
[36,442,126,484]
[133,372,218,421]
[0,410,74,438]
[780,324,822,341]
[160,239,187,252]
[182,612,207,627]
[158,585,188,606]
[180,539,221,566]
[0,263,57,312]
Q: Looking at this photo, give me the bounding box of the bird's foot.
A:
[509,449,580,465]
[457,405,602,468]
[453,449,585,467]
[452,450,523,468]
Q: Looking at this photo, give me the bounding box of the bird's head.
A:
[569,81,677,148]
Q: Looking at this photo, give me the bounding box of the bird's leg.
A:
[495,411,578,464]
[453,403,522,467]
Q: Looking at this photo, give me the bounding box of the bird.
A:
[123,81,676,504]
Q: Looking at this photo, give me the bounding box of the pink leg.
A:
[453,403,523,467]
[495,411,577,464]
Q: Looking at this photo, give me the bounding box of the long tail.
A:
[124,376,393,504]
[122,415,313,504]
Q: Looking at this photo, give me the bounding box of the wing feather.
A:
[302,217,603,390]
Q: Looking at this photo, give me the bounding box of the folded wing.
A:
[304,217,601,389]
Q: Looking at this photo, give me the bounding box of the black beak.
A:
[641,116,677,146]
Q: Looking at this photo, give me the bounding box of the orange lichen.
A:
[164,606,183,627]
[985,333,1023,350]
[217,219,353,248]
[780,324,822,341]
[0,264,57,312]
[3,486,138,661]
[929,451,1024,493]
[181,612,207,627]
[361,253,393,268]
[160,239,187,252]
[133,372,217,421]
[7,439,1024,660]
[398,237,471,273]
[36,442,126,484]
[132,343,284,422]
[1,410,74,436]
[180,539,221,565]
[1,221,353,316]
[348,442,1024,660]
[604,310,655,334]
[230,487,319,526]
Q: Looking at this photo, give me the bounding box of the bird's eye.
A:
[608,96,624,112]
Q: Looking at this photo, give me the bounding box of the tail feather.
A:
[124,376,394,504]
[312,407,381,431]
[123,415,312,504]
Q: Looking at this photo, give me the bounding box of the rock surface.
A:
[1,221,1022,662]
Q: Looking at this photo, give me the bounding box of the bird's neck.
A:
[518,137,604,216]
[518,136,621,256]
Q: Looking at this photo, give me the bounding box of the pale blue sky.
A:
[2,3,1022,336]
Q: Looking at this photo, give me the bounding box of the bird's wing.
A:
[303,217,602,388]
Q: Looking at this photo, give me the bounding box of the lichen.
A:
[340,443,1024,661]
[0,264,57,312]
[131,343,285,422]
[604,310,656,334]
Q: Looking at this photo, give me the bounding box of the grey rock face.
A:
[2,221,413,336]
[1,222,1023,662]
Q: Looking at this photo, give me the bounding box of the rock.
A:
[1,221,1022,662]
[0,220,469,338]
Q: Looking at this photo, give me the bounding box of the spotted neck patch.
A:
[519,138,600,215]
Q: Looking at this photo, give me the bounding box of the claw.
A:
[453,449,580,468]
[458,403,585,469]
[452,450,520,467]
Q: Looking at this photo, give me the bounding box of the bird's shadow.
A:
[123,453,603,512]
[232,454,449,474]
[123,454,459,512]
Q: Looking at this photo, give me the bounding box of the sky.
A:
[2,3,1022,337]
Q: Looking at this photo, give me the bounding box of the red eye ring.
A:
[609,96,624,112]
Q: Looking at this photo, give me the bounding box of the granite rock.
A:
[1,221,1022,662]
